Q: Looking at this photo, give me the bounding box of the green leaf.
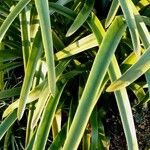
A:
[130,83,146,102]
[35,0,56,95]
[119,0,141,56]
[3,79,47,118]
[108,56,139,149]
[30,84,49,129]
[0,87,21,99]
[32,83,66,150]
[105,0,120,28]
[137,91,150,106]
[66,0,95,37]
[87,12,105,45]
[19,6,31,68]
[55,34,98,60]
[49,2,76,20]
[63,16,126,150]
[142,16,150,26]
[0,110,17,140]
[0,0,30,42]
[0,49,21,62]
[17,30,42,120]
[0,62,22,72]
[89,11,138,149]
[90,107,102,149]
[48,124,67,150]
[3,59,70,118]
[107,46,150,92]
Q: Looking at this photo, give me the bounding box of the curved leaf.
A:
[119,0,141,56]
[32,83,66,150]
[105,0,120,28]
[35,0,56,95]
[0,0,30,42]
[63,17,126,150]
[107,46,150,92]
[0,110,17,140]
[17,31,42,120]
[66,0,95,37]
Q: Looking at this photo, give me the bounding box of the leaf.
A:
[17,30,42,120]
[90,107,103,149]
[87,12,105,44]
[0,49,21,62]
[136,0,150,11]
[130,1,150,48]
[31,84,49,129]
[129,83,146,102]
[0,110,17,140]
[119,0,141,56]
[63,16,126,150]
[88,11,138,149]
[49,2,76,20]
[55,34,98,60]
[142,16,150,26]
[0,62,22,72]
[48,124,67,150]
[107,46,150,92]
[130,0,150,96]
[66,0,95,37]
[35,0,56,95]
[105,0,120,28]
[0,87,21,99]
[49,0,73,15]
[0,0,30,42]
[108,56,138,149]
[137,91,150,106]
[19,6,31,68]
[32,83,66,150]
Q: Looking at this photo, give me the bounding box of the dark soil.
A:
[105,104,150,150]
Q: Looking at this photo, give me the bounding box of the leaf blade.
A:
[66,0,95,37]
[35,0,56,95]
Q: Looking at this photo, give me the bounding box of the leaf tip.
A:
[17,101,26,120]
[66,31,73,37]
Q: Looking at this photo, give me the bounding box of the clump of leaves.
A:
[0,0,150,149]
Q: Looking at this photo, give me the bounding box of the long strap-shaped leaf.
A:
[35,0,56,95]
[105,0,120,28]
[32,83,66,150]
[17,30,42,120]
[55,34,97,60]
[108,56,139,149]
[89,12,138,149]
[0,49,21,62]
[66,0,95,37]
[62,17,126,150]
[19,6,31,68]
[0,110,17,140]
[107,1,150,92]
[48,124,67,150]
[129,0,150,96]
[119,0,141,56]
[0,0,30,42]
[107,46,150,92]
[31,83,49,129]
[0,43,4,90]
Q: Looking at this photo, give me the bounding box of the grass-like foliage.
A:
[0,0,150,149]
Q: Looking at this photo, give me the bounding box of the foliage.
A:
[0,0,150,149]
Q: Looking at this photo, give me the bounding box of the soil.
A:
[105,104,150,150]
